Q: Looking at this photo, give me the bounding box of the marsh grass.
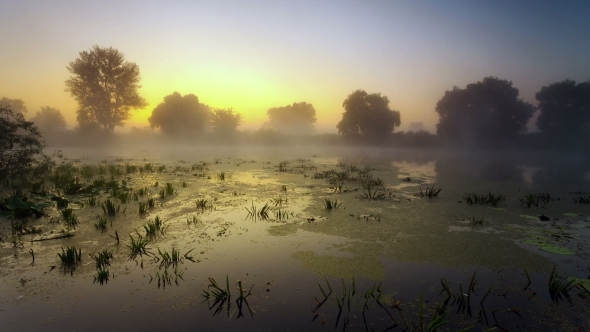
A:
[549,266,576,302]
[414,185,442,198]
[94,216,108,231]
[93,268,110,285]
[195,199,209,211]
[271,196,288,206]
[138,202,148,215]
[468,216,484,225]
[86,196,97,207]
[92,249,113,269]
[156,247,195,268]
[280,185,287,192]
[245,202,270,220]
[323,198,342,210]
[165,182,174,196]
[101,199,121,216]
[187,216,202,226]
[127,234,150,258]
[60,208,79,229]
[58,246,81,265]
[147,198,156,209]
[462,192,505,206]
[274,208,292,221]
[143,216,168,236]
[573,195,590,204]
[216,172,226,181]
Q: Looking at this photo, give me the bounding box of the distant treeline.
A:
[2,45,589,151]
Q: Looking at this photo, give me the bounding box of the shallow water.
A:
[1,147,589,331]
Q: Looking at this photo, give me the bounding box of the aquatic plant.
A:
[414,185,442,198]
[195,199,209,211]
[519,194,539,208]
[127,234,150,257]
[187,216,202,226]
[94,268,110,285]
[101,199,120,216]
[147,198,156,209]
[468,216,484,225]
[92,249,113,269]
[94,216,108,231]
[165,182,174,196]
[280,185,288,192]
[149,266,184,289]
[60,208,79,229]
[573,195,590,204]
[58,246,82,265]
[462,192,505,206]
[271,196,288,206]
[245,202,270,220]
[216,172,226,181]
[86,196,97,207]
[548,266,576,302]
[323,198,342,210]
[156,247,195,268]
[138,202,148,215]
[274,208,291,221]
[143,216,168,236]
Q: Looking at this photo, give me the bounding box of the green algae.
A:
[563,213,579,217]
[519,215,539,220]
[539,245,576,255]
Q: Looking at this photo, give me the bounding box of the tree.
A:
[65,45,147,134]
[210,108,242,137]
[148,92,210,138]
[535,80,590,137]
[31,106,67,132]
[0,106,53,183]
[435,77,534,147]
[0,97,27,115]
[267,102,316,134]
[337,90,401,142]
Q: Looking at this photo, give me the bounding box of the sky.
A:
[1,0,589,133]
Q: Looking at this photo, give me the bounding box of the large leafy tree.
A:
[210,108,242,136]
[337,90,401,142]
[535,80,590,136]
[148,92,210,138]
[435,77,534,147]
[32,106,67,132]
[267,102,316,134]
[65,45,147,134]
[0,106,53,183]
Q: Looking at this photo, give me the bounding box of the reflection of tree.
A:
[435,77,534,148]
[532,160,590,186]
[435,157,524,183]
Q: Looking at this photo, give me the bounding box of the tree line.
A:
[2,45,589,149]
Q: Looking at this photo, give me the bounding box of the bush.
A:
[0,105,54,186]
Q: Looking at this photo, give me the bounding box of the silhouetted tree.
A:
[267,102,316,134]
[535,80,590,137]
[210,108,242,137]
[0,106,53,184]
[337,90,401,142]
[65,45,147,134]
[31,106,67,132]
[148,92,210,138]
[435,77,534,147]
[0,97,27,115]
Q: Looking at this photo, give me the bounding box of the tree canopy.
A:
[65,45,147,134]
[210,108,242,137]
[0,106,53,183]
[148,92,210,138]
[435,77,534,147]
[0,97,27,115]
[32,106,67,132]
[337,90,401,142]
[535,79,590,136]
[267,102,316,134]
